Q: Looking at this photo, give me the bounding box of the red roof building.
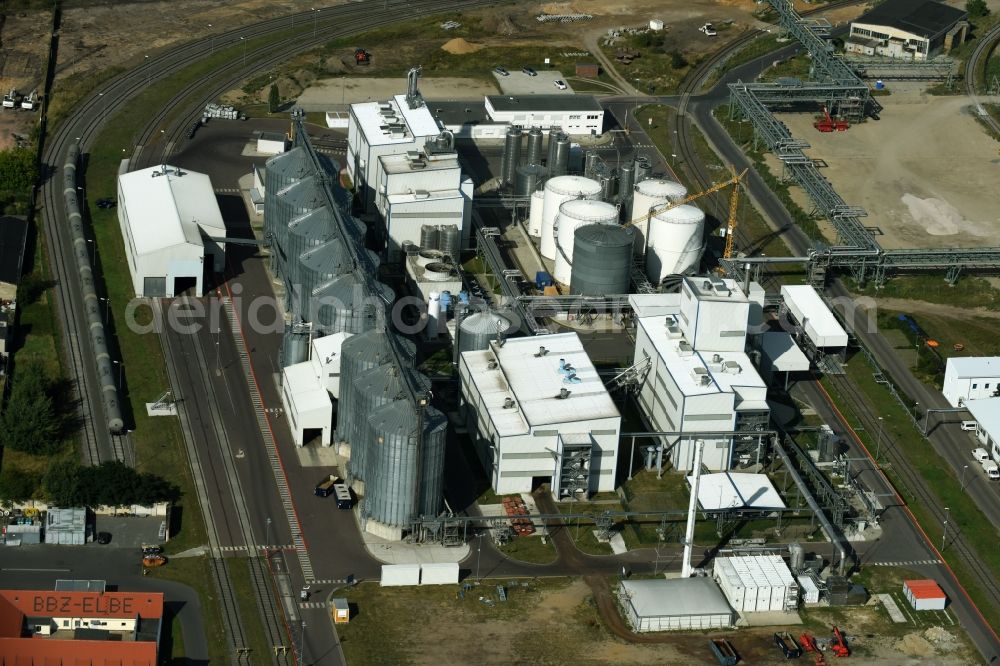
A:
[0,589,163,665]
[903,579,947,611]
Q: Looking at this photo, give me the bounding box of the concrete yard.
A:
[774,84,1000,250]
[493,69,575,95]
[295,77,499,109]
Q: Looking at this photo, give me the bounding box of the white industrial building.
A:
[484,95,605,136]
[618,578,734,632]
[346,92,442,215]
[459,332,621,497]
[845,0,967,60]
[963,398,1000,462]
[633,277,769,472]
[758,331,810,388]
[689,472,786,511]
[714,555,798,613]
[117,165,226,297]
[372,145,473,262]
[256,131,288,155]
[280,332,353,446]
[942,357,1000,407]
[779,284,848,352]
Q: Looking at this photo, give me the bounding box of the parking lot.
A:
[493,68,574,96]
[94,516,166,549]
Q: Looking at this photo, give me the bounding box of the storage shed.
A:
[332,598,350,623]
[44,507,88,545]
[420,563,460,585]
[618,578,733,632]
[714,555,798,613]
[903,579,947,611]
[380,564,421,587]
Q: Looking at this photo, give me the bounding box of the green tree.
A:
[43,460,84,506]
[967,0,990,18]
[670,51,689,69]
[268,83,280,114]
[0,147,38,194]
[0,467,41,502]
[0,360,59,455]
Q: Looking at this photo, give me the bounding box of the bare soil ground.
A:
[773,83,1000,251]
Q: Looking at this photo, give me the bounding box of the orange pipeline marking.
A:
[814,380,1000,644]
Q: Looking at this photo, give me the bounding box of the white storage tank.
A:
[645,204,705,284]
[629,179,688,256]
[540,175,602,259]
[552,199,619,285]
[527,189,545,236]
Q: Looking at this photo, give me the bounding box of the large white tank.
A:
[552,199,619,285]
[427,292,441,339]
[629,179,688,257]
[646,204,706,284]
[540,175,602,259]
[528,189,545,236]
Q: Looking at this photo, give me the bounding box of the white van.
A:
[983,460,1000,480]
[961,420,978,431]
[973,448,990,462]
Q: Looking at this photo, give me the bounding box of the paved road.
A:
[965,23,1000,136]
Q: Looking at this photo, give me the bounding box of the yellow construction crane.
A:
[626,167,747,265]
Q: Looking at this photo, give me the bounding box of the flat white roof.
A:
[687,472,787,511]
[780,285,848,348]
[380,152,459,175]
[387,190,464,205]
[628,293,681,318]
[685,276,749,303]
[965,398,1000,441]
[621,578,733,618]
[312,332,352,360]
[946,356,1000,379]
[352,95,439,147]
[282,362,332,414]
[715,555,795,589]
[640,316,767,398]
[462,332,618,436]
[760,331,810,372]
[118,165,225,256]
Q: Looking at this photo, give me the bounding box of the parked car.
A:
[700,23,717,36]
[521,66,537,76]
[961,420,978,431]
[96,532,112,545]
[973,447,989,462]
[493,66,509,77]
[553,79,568,90]
[96,198,116,209]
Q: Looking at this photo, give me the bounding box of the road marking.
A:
[299,601,328,609]
[869,559,942,567]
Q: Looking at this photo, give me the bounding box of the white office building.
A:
[484,95,605,136]
[942,357,1000,408]
[116,165,226,297]
[280,332,354,446]
[633,277,769,471]
[459,332,621,497]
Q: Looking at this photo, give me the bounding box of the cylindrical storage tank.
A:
[788,542,805,571]
[634,156,652,185]
[514,164,547,198]
[337,330,415,449]
[415,249,444,267]
[501,125,522,185]
[599,171,617,203]
[547,131,570,177]
[526,127,544,165]
[552,199,619,286]
[646,204,706,283]
[427,292,441,339]
[286,208,335,295]
[420,224,440,251]
[364,399,447,527]
[263,147,312,246]
[347,363,418,484]
[540,175,602,259]
[272,175,325,259]
[527,190,545,236]
[570,224,635,296]
[280,320,311,367]
[629,179,689,257]
[438,224,461,262]
[458,311,518,353]
[618,162,635,204]
[584,151,601,179]
[296,239,352,313]
[311,273,393,335]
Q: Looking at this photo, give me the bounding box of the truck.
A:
[774,631,803,659]
[983,459,999,480]
[333,483,353,509]
[315,475,338,497]
[708,638,738,666]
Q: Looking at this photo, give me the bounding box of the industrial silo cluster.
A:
[265,114,448,540]
[501,127,706,291]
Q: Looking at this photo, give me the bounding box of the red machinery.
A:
[814,105,849,132]
[830,626,850,658]
[799,633,826,666]
[354,48,371,65]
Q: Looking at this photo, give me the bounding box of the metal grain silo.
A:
[264,147,312,245]
[336,330,415,451]
[296,238,351,314]
[458,311,517,353]
[547,131,570,176]
[540,175,602,259]
[646,204,706,283]
[272,175,326,259]
[500,125,523,185]
[285,207,335,291]
[364,399,447,527]
[514,164,547,197]
[526,127,544,166]
[552,199,619,286]
[570,224,634,296]
[527,189,545,236]
[629,179,688,257]
[438,224,461,263]
[311,272,393,335]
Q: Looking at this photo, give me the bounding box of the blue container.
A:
[439,291,452,314]
[874,79,885,90]
[535,271,554,290]
[458,290,470,304]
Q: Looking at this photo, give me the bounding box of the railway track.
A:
[824,372,1000,616]
[965,23,1000,136]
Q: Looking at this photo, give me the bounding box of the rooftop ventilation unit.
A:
[556,388,571,399]
[712,354,722,363]
[722,360,742,374]
[535,346,549,357]
[676,340,694,356]
[691,366,709,384]
[503,397,515,409]
[487,359,498,370]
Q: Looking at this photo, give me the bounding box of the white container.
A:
[552,199,618,285]
[528,189,545,236]
[630,179,688,257]
[646,204,705,283]
[649,19,664,31]
[427,292,441,339]
[540,175,601,259]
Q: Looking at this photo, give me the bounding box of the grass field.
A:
[228,558,274,662]
[497,535,557,565]
[149,557,227,664]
